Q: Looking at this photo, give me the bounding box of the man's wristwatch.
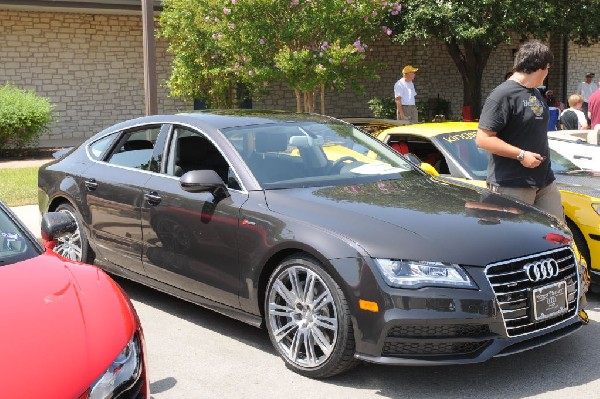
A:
[516,149,526,162]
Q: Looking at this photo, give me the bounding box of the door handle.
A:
[144,191,162,205]
[84,178,98,191]
[573,155,592,160]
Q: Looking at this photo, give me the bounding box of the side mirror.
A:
[41,212,77,243]
[180,170,230,198]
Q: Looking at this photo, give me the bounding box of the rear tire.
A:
[264,255,359,378]
[54,203,93,263]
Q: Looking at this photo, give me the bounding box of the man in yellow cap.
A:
[394,65,419,123]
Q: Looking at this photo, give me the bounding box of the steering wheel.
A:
[328,156,358,173]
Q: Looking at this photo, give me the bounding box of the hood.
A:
[264,176,571,266]
[555,171,600,199]
[0,251,137,398]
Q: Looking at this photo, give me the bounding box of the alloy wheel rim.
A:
[268,266,338,368]
[53,209,83,261]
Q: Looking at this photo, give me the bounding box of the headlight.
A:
[88,334,143,399]
[374,259,477,289]
[592,203,600,216]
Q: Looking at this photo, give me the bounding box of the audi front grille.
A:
[485,247,579,337]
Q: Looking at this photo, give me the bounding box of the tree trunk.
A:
[320,84,325,115]
[303,91,316,113]
[294,89,302,113]
[445,39,493,120]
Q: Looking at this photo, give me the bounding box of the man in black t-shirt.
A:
[476,40,563,220]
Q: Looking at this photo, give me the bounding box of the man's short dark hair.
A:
[513,40,554,74]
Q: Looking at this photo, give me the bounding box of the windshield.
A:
[434,131,489,179]
[548,148,581,173]
[223,121,416,188]
[0,207,40,266]
[435,131,582,178]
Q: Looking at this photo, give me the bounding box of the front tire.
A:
[54,203,93,263]
[265,255,358,378]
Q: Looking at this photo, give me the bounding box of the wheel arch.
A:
[566,216,591,268]
[255,244,356,322]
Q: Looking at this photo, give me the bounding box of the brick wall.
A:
[566,43,600,99]
[254,38,522,120]
[0,10,190,144]
[2,9,599,145]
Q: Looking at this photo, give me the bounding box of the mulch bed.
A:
[0,147,64,161]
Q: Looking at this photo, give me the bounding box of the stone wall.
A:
[254,38,521,121]
[0,10,190,144]
[2,8,599,145]
[566,42,600,99]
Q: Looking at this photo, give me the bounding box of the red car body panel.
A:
[0,249,138,398]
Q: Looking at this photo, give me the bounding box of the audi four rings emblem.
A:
[523,259,559,282]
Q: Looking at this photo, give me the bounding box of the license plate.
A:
[532,281,568,321]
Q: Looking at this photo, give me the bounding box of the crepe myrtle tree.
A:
[385,0,600,119]
[159,0,401,113]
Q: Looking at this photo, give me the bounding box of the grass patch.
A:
[0,167,38,206]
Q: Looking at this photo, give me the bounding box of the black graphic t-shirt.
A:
[478,80,554,188]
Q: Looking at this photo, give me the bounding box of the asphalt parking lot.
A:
[10,205,600,398]
[117,276,600,399]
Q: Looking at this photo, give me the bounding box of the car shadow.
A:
[116,276,600,399]
[114,276,275,353]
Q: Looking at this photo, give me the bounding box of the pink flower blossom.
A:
[259,38,266,45]
[383,26,392,35]
[223,8,231,14]
[232,0,236,4]
[353,40,365,53]
[291,0,299,5]
[248,70,253,76]
[342,57,347,62]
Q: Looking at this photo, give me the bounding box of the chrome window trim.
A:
[83,119,249,194]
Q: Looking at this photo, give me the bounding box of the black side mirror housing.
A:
[180,170,230,199]
[41,211,77,242]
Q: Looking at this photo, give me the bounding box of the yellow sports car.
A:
[371,121,600,290]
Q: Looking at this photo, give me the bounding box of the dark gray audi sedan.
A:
[38,110,588,378]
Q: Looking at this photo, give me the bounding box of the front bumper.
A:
[345,247,586,365]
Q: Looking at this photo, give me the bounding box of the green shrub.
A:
[0,83,55,151]
[367,97,396,119]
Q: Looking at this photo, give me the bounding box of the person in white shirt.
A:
[560,94,589,130]
[394,65,418,124]
[576,72,598,123]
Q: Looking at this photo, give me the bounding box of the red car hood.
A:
[0,251,137,398]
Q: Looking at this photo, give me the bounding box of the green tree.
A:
[159,0,401,113]
[387,0,600,119]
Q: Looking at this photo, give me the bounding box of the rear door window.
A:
[106,126,162,171]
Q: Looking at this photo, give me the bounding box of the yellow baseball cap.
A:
[402,65,419,74]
